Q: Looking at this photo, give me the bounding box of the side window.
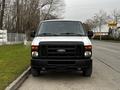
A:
[36,23,42,36]
[81,23,88,35]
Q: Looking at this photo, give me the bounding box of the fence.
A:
[0,30,7,44]
[7,33,25,42]
[0,30,26,45]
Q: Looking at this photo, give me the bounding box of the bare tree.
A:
[0,0,64,40]
[0,0,5,29]
[84,19,95,31]
[85,10,108,31]
[111,9,120,23]
[41,0,64,20]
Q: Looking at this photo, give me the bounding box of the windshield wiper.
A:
[38,33,59,36]
[60,33,84,36]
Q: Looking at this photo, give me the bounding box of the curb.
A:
[5,67,31,90]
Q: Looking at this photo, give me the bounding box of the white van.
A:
[31,20,93,77]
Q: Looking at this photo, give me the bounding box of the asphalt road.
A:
[19,40,120,90]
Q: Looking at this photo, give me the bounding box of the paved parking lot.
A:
[19,40,120,90]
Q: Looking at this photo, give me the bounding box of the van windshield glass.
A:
[37,21,86,36]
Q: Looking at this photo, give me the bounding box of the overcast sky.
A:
[64,0,120,22]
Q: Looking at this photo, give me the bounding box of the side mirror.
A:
[31,31,36,37]
[87,31,93,39]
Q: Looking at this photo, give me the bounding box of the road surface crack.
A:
[94,56,120,74]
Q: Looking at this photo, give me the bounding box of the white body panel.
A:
[32,36,92,46]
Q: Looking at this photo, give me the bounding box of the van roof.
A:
[41,19,82,23]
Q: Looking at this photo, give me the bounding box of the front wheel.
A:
[83,63,92,77]
[31,68,40,77]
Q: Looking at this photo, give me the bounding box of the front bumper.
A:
[31,59,92,71]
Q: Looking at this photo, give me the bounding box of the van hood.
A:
[32,36,92,46]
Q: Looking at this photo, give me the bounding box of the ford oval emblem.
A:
[57,49,66,53]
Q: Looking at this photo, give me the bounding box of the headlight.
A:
[84,51,92,57]
[32,51,38,57]
[31,45,39,57]
[84,45,92,58]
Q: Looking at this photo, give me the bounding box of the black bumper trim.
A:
[31,59,92,70]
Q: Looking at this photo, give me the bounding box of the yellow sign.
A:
[108,21,117,27]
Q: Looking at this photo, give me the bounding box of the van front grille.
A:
[39,42,84,59]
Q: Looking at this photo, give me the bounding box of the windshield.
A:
[37,21,86,36]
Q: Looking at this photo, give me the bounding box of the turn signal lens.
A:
[85,45,92,50]
[31,45,38,51]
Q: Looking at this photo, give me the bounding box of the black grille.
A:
[48,61,75,65]
[38,42,84,59]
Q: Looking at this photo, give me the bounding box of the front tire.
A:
[31,68,40,77]
[83,63,92,77]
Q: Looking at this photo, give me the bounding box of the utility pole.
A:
[99,17,102,40]
[0,0,5,29]
[16,0,20,42]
